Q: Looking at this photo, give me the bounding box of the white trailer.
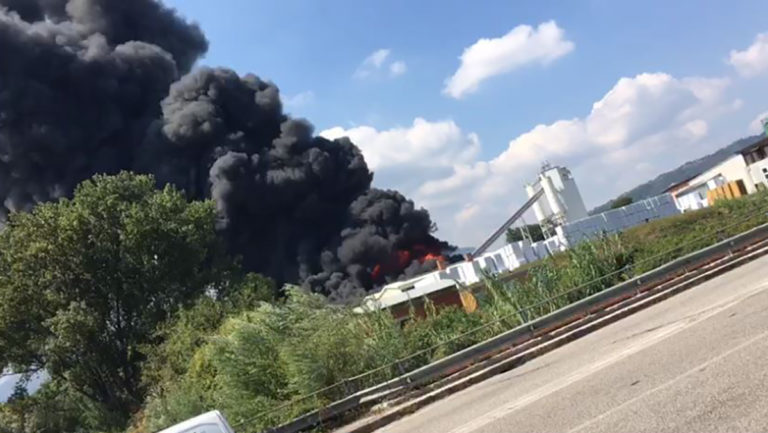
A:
[158,411,235,433]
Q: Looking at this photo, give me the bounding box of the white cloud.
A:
[320,118,480,171]
[455,204,480,225]
[354,48,407,79]
[680,119,709,140]
[729,32,768,77]
[443,21,574,99]
[320,119,481,210]
[389,61,407,77]
[749,111,768,134]
[417,72,732,245]
[369,49,390,68]
[283,90,315,108]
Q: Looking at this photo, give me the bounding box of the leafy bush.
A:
[506,224,545,243]
[611,196,634,209]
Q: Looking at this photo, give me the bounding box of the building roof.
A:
[663,174,701,194]
[738,136,768,156]
[158,411,233,433]
[356,278,460,312]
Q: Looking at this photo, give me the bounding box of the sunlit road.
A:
[376,254,768,433]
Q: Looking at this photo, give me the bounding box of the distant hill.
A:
[591,135,763,214]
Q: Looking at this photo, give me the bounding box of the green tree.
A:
[0,172,227,430]
[141,273,276,396]
[505,224,545,243]
[0,379,88,433]
[611,196,634,209]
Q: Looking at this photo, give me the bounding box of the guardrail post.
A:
[315,394,324,430]
[396,360,411,384]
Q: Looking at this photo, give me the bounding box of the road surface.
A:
[376,254,768,433]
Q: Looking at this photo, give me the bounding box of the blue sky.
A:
[165,0,768,246]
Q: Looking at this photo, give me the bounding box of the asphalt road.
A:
[376,254,768,433]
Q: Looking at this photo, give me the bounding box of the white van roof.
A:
[157,410,234,433]
[358,278,460,311]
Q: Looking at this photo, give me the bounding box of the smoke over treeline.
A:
[0,0,453,300]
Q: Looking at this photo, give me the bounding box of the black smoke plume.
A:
[0,0,205,218]
[0,0,453,300]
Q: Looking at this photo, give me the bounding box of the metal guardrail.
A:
[403,221,768,389]
[251,215,768,433]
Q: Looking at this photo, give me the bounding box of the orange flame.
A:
[370,243,447,283]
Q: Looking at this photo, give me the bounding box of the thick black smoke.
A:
[0,0,42,21]
[0,0,205,219]
[306,188,453,302]
[0,0,453,300]
[0,0,208,72]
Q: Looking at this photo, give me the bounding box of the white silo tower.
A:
[527,164,588,226]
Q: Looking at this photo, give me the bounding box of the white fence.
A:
[413,194,680,287]
[556,194,679,245]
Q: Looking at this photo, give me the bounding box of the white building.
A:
[741,137,768,190]
[670,154,754,212]
[673,183,709,212]
[669,136,768,212]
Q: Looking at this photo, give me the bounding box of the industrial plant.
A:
[361,122,768,316]
[359,163,681,314]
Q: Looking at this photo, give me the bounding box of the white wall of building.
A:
[711,155,757,194]
[675,186,709,212]
[748,159,768,189]
[397,232,569,290]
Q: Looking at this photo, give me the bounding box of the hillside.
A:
[591,135,763,214]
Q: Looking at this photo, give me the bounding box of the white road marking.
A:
[443,280,768,433]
